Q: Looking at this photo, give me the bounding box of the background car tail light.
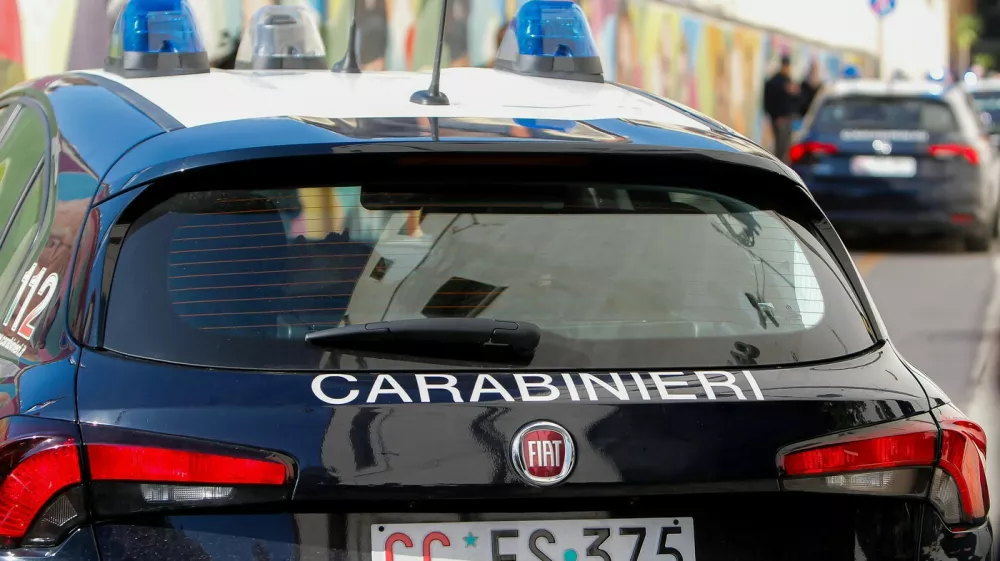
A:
[0,437,84,547]
[777,415,989,526]
[789,141,838,164]
[929,144,979,165]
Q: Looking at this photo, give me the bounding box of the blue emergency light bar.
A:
[235,5,327,70]
[494,0,603,83]
[105,0,210,78]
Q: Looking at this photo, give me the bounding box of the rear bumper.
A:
[8,497,992,560]
[797,171,990,232]
[800,174,992,238]
[2,527,99,560]
[823,209,989,238]
[65,497,993,561]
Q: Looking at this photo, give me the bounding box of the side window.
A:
[0,103,49,364]
[960,93,988,136]
[0,175,46,360]
[0,105,46,235]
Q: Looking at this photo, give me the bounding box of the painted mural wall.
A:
[0,0,876,147]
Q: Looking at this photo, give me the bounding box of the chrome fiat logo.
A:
[511,421,575,486]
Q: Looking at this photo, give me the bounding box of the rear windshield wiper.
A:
[305,318,542,358]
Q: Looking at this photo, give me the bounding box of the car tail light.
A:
[87,444,289,485]
[781,429,937,476]
[933,409,989,525]
[929,144,979,165]
[0,424,297,548]
[85,441,294,517]
[777,414,989,526]
[789,141,838,164]
[0,436,85,547]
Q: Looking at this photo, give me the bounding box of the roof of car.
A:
[966,78,1000,93]
[825,78,954,98]
[78,68,712,130]
[5,67,798,200]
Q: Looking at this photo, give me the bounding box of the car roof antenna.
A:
[332,0,361,73]
[410,0,451,105]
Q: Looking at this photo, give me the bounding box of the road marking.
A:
[853,253,887,277]
[965,252,1000,532]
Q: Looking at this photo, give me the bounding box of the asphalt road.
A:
[851,241,1000,530]
[852,244,996,409]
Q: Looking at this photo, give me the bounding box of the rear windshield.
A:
[813,96,958,133]
[103,183,875,370]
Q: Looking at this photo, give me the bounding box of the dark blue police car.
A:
[0,0,990,560]
[791,79,1000,251]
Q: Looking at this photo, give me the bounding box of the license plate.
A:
[372,518,696,561]
[849,156,917,177]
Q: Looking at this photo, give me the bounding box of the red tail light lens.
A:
[780,429,937,476]
[87,444,289,485]
[938,419,989,523]
[929,144,979,165]
[778,415,989,526]
[789,141,838,164]
[0,440,81,540]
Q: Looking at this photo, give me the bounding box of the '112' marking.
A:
[3,263,58,342]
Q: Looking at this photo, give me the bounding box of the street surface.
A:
[851,242,1000,529]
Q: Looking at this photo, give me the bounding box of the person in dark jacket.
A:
[763,54,799,163]
[799,61,822,116]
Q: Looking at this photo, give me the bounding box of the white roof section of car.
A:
[79,67,710,131]
[826,79,950,97]
[966,78,1000,93]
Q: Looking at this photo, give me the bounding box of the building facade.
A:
[0,0,950,146]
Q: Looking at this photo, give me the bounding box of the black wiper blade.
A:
[305,318,542,357]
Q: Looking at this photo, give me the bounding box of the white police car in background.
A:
[0,1,989,560]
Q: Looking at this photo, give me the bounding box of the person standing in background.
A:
[799,60,823,117]
[356,0,389,70]
[763,54,799,163]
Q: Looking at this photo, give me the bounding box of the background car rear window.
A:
[103,184,876,371]
[813,97,958,133]
[972,91,1000,128]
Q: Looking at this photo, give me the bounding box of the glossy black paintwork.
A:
[94,116,792,203]
[920,511,993,561]
[0,71,989,559]
[0,85,96,424]
[18,74,169,177]
[91,495,926,561]
[3,528,100,559]
[0,79,109,559]
[77,345,928,495]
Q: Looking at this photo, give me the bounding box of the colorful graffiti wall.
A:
[0,0,877,146]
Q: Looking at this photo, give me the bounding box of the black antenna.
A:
[410,0,450,105]
[332,0,361,73]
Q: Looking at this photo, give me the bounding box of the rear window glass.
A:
[813,96,958,133]
[104,183,875,371]
[972,92,1000,124]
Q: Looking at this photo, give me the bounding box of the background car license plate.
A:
[850,156,917,177]
[372,518,696,561]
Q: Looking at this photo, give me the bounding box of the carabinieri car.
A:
[791,78,1000,251]
[0,1,990,560]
